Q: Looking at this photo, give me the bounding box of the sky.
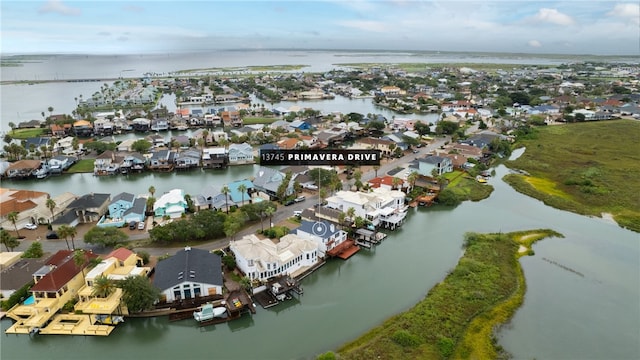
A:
[1,0,639,55]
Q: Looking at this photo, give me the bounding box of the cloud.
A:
[337,20,388,33]
[531,8,575,26]
[38,0,81,16]
[528,39,542,48]
[607,3,640,25]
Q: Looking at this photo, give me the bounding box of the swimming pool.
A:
[23,295,35,305]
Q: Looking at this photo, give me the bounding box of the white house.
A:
[325,188,407,229]
[295,220,348,258]
[228,142,254,164]
[230,234,319,282]
[154,189,187,218]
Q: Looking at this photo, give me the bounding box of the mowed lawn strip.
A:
[505,120,640,232]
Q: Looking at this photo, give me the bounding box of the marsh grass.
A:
[505,120,640,232]
[337,229,562,360]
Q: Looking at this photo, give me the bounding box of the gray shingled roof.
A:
[153,248,223,291]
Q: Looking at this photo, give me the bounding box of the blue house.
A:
[108,192,135,219]
[122,198,147,223]
[289,120,312,131]
[227,179,254,206]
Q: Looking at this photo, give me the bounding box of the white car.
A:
[24,223,37,230]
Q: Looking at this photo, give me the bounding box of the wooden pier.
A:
[327,239,360,259]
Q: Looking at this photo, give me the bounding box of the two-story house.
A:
[201,147,228,169]
[154,189,187,218]
[227,143,254,165]
[410,155,453,177]
[230,234,319,282]
[325,188,407,230]
[295,219,348,258]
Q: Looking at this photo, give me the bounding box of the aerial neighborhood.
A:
[1,60,639,338]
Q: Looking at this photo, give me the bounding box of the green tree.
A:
[22,241,44,258]
[92,275,115,298]
[414,121,431,136]
[221,185,231,214]
[131,139,152,153]
[57,225,74,251]
[8,122,16,134]
[118,275,160,313]
[407,171,419,191]
[84,226,128,247]
[0,229,19,251]
[73,249,88,277]
[46,197,57,223]
[276,171,293,202]
[224,212,244,241]
[238,184,248,207]
[148,185,155,197]
[3,133,12,144]
[7,211,20,238]
[346,207,356,223]
[264,206,275,229]
[435,120,459,135]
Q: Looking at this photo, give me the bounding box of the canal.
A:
[2,161,638,359]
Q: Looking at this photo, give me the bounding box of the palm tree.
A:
[46,197,57,223]
[73,249,87,277]
[221,186,230,214]
[7,211,20,238]
[57,225,72,251]
[148,186,156,198]
[0,230,19,252]
[407,171,419,192]
[48,106,54,118]
[337,212,346,230]
[373,165,380,178]
[92,275,115,298]
[238,184,247,207]
[392,177,402,191]
[264,206,275,229]
[67,225,78,250]
[346,205,356,220]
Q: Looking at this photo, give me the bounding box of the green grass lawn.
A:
[10,128,46,139]
[505,120,640,232]
[242,117,279,125]
[442,170,494,203]
[66,159,94,173]
[337,229,562,360]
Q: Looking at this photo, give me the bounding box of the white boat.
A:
[34,165,50,179]
[193,303,227,322]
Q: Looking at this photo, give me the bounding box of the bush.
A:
[1,282,32,311]
[437,337,455,358]
[137,251,150,265]
[316,351,337,360]
[222,255,236,270]
[22,241,44,258]
[391,330,420,347]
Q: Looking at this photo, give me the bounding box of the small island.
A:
[334,229,563,360]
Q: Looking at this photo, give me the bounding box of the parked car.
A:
[46,231,59,239]
[138,221,145,230]
[293,210,302,217]
[295,196,306,203]
[284,199,295,206]
[24,223,38,230]
[129,221,137,230]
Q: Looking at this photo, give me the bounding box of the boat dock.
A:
[326,239,360,259]
[254,275,304,309]
[33,314,116,336]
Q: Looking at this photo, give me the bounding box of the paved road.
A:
[12,136,451,257]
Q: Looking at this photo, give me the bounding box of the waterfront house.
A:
[458,132,501,149]
[24,137,51,153]
[5,160,41,179]
[294,219,348,258]
[220,110,242,127]
[277,137,301,150]
[175,148,201,169]
[148,149,175,172]
[230,234,319,282]
[288,120,312,131]
[73,120,93,137]
[0,256,47,298]
[0,188,49,230]
[193,185,230,212]
[252,166,295,200]
[53,136,76,155]
[94,150,123,175]
[26,191,77,225]
[48,155,77,173]
[151,118,169,132]
[121,152,147,173]
[5,250,99,334]
[192,128,214,145]
[325,188,407,229]
[132,118,151,132]
[227,179,254,206]
[49,124,69,137]
[153,247,223,302]
[74,248,150,316]
[201,147,228,169]
[63,193,111,224]
[368,175,407,191]
[154,189,187,218]
[228,142,254,164]
[93,118,114,135]
[410,155,453,177]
